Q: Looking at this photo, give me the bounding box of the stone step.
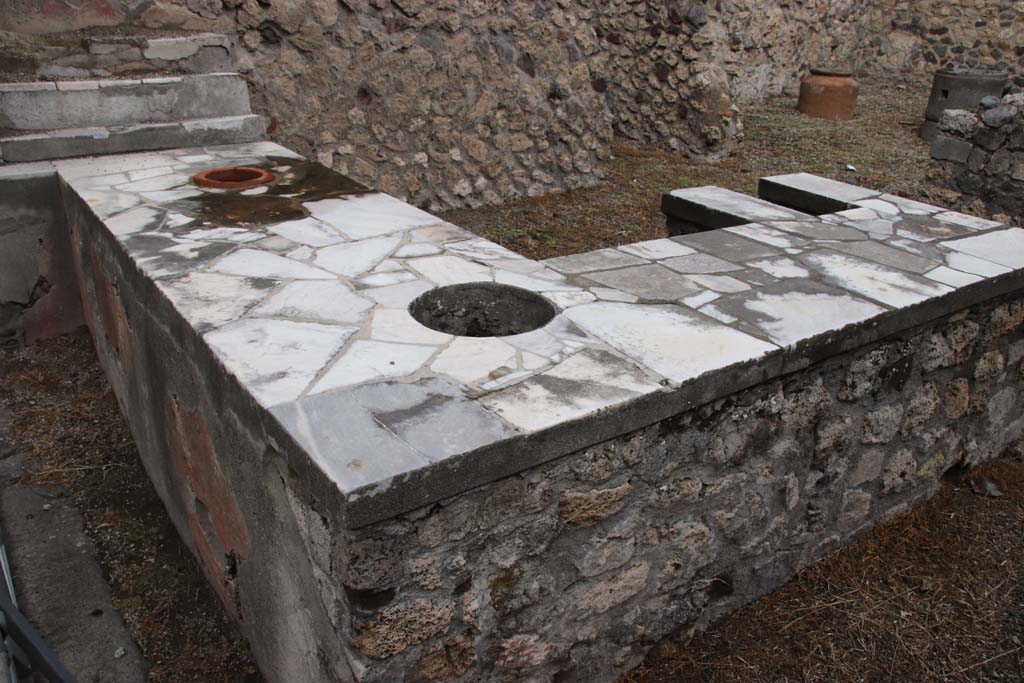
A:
[660,185,813,235]
[0,114,267,163]
[0,73,253,132]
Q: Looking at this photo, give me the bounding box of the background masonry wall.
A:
[5,2,1022,209]
[860,0,1024,85]
[930,92,1024,220]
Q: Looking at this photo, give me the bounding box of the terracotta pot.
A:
[192,166,275,190]
[797,69,859,121]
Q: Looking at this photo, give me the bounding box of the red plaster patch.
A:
[188,512,241,618]
[91,269,132,379]
[167,396,251,561]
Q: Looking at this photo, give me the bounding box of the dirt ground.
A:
[1,73,1022,682]
[0,332,260,682]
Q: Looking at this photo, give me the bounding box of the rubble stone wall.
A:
[931,93,1024,220]
[861,0,1024,85]
[6,0,876,210]
[321,294,1024,682]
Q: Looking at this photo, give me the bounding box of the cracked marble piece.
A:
[494,269,580,292]
[370,308,452,345]
[312,340,436,394]
[546,290,597,308]
[681,290,720,308]
[661,252,742,274]
[271,391,431,494]
[747,257,810,279]
[394,243,442,258]
[157,272,271,332]
[942,228,1024,270]
[363,280,434,308]
[853,198,900,216]
[675,230,781,261]
[934,211,1003,231]
[268,217,346,247]
[314,235,401,277]
[356,378,518,461]
[591,287,638,303]
[565,302,778,383]
[184,227,263,243]
[445,238,523,261]
[543,248,647,274]
[304,193,443,239]
[431,337,518,385]
[250,280,373,323]
[617,238,696,260]
[686,274,750,293]
[357,271,419,287]
[124,233,234,279]
[713,281,888,347]
[878,194,942,215]
[210,249,335,280]
[894,215,974,241]
[582,264,700,301]
[205,318,356,407]
[407,254,492,286]
[926,266,983,288]
[725,224,806,250]
[826,239,938,274]
[106,206,164,236]
[480,348,661,432]
[802,250,952,308]
[943,252,1012,278]
[768,220,867,242]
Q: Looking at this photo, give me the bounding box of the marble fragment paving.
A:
[53,142,1024,512]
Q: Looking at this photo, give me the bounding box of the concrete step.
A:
[0,114,267,163]
[0,73,253,132]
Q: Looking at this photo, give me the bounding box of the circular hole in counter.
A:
[192,166,275,190]
[409,283,556,337]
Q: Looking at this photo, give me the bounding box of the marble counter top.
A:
[44,143,1024,526]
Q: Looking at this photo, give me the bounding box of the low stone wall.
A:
[0,169,81,343]
[931,93,1024,220]
[861,0,1024,85]
[326,295,1024,682]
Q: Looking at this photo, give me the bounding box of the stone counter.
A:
[28,144,1024,681]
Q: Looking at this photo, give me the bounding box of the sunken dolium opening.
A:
[192,166,275,190]
[409,283,556,337]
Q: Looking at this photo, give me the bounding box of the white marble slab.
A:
[312,340,436,393]
[565,302,778,383]
[250,280,373,323]
[304,193,443,239]
[210,249,335,280]
[205,318,356,406]
[942,228,1024,270]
